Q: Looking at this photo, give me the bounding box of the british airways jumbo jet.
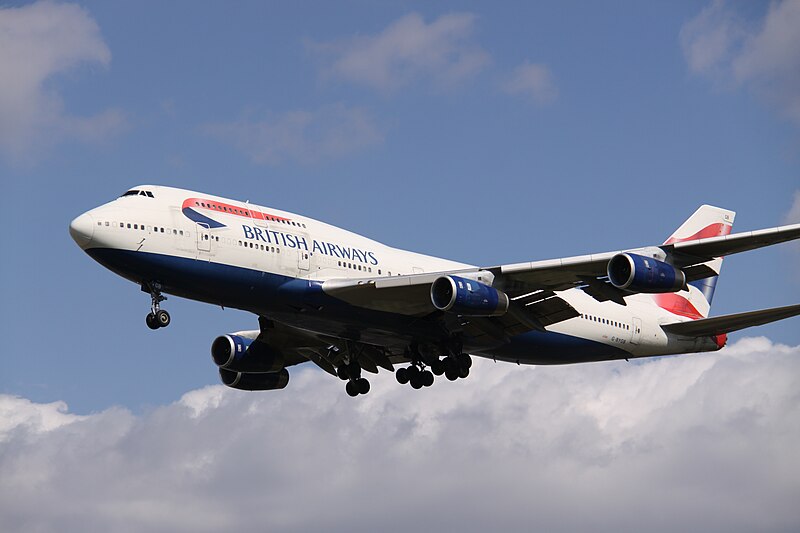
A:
[69,186,800,396]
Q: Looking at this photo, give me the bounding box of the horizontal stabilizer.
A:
[661,304,800,337]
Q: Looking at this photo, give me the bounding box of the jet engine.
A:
[211,333,285,373]
[607,253,686,293]
[430,275,509,317]
[219,368,290,391]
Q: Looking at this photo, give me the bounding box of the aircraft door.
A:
[246,202,268,228]
[631,317,642,345]
[298,250,310,272]
[196,223,211,253]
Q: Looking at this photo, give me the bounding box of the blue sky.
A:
[1,2,799,531]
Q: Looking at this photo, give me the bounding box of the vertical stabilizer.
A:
[654,205,735,319]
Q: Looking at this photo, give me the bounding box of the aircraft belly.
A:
[479,330,632,365]
[85,248,449,349]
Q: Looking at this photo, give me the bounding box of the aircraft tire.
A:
[396,367,410,384]
[337,366,349,381]
[146,313,160,330]
[155,310,171,328]
[422,370,434,387]
[346,361,361,380]
[357,378,370,394]
[457,353,472,370]
[458,366,470,379]
[445,368,459,381]
[346,381,359,397]
[410,374,423,389]
[430,360,445,376]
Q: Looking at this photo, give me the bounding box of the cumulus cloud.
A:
[680,0,800,125]
[2,337,799,532]
[309,12,490,92]
[502,61,558,104]
[202,104,383,165]
[0,1,126,163]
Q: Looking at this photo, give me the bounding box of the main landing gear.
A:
[144,282,170,330]
[395,349,472,389]
[336,360,370,397]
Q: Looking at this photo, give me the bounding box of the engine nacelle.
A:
[430,275,509,317]
[607,253,686,293]
[219,368,290,391]
[211,334,284,373]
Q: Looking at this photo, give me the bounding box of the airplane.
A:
[69,185,800,396]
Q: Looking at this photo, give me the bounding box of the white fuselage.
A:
[70,185,722,364]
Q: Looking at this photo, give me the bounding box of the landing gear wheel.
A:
[144,282,169,331]
[445,368,459,381]
[346,361,362,380]
[356,378,370,395]
[458,366,470,379]
[155,309,171,328]
[396,367,410,384]
[410,373,424,389]
[430,360,445,376]
[457,353,472,370]
[145,313,159,330]
[337,366,349,381]
[346,380,359,397]
[421,370,434,387]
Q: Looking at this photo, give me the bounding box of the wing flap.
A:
[661,304,800,337]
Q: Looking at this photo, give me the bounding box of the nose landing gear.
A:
[143,282,170,330]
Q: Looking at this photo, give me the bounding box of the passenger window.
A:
[134,224,138,229]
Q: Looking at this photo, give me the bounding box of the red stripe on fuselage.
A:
[181,198,291,223]
[663,222,731,245]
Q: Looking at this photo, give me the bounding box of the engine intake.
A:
[211,334,284,373]
[607,253,686,293]
[431,275,509,317]
[219,368,290,391]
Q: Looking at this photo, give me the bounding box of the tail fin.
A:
[654,205,735,319]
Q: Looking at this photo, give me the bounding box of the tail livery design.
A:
[654,205,735,320]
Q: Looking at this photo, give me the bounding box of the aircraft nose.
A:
[69,212,95,248]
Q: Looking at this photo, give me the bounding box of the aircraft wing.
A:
[665,223,800,267]
[321,222,800,329]
[491,222,800,297]
[661,304,800,337]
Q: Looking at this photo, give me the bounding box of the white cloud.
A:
[502,61,558,104]
[680,0,800,125]
[2,337,799,532]
[0,1,126,163]
[203,104,383,165]
[310,12,491,92]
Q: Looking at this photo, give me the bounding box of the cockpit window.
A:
[120,190,155,198]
